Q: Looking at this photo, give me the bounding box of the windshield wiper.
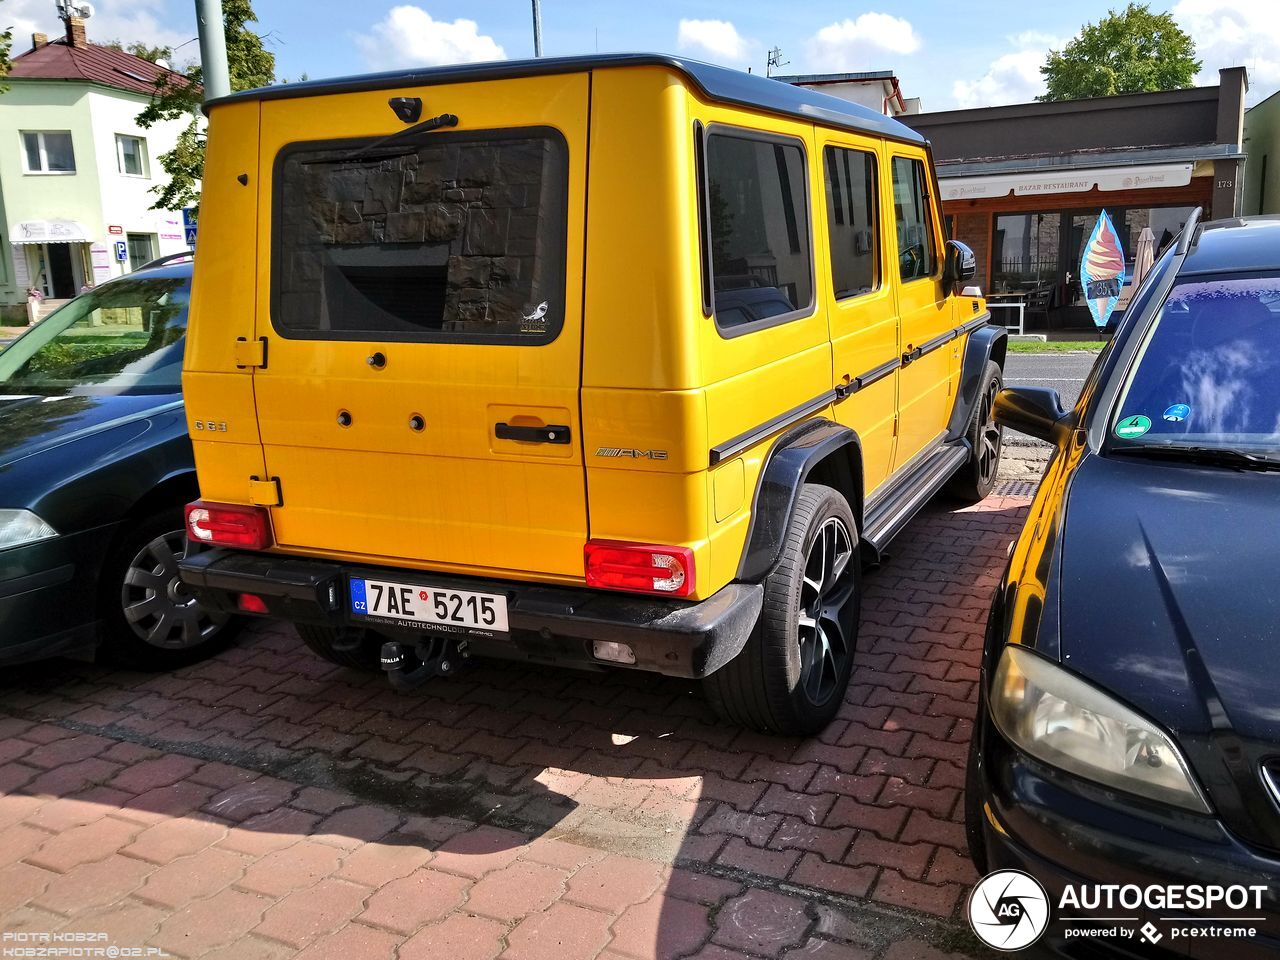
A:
[1111,443,1280,472]
[338,113,459,163]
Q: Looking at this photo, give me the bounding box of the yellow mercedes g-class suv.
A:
[179,54,1005,734]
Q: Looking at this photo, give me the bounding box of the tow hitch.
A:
[379,636,470,691]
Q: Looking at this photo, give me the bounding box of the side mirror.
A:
[943,239,977,287]
[994,386,1072,444]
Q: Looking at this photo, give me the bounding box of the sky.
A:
[5,0,1279,111]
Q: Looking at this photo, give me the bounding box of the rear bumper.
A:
[178,548,762,678]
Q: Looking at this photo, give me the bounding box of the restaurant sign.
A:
[941,162,1194,201]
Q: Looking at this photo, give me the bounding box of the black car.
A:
[969,213,1280,957]
[0,256,232,668]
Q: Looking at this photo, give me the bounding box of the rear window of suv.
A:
[272,129,568,344]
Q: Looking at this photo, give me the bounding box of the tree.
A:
[1,3,13,94]
[1040,3,1200,102]
[136,0,274,212]
[104,39,175,65]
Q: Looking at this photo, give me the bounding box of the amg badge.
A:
[596,447,668,460]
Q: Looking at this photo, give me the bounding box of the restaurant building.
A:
[901,68,1249,330]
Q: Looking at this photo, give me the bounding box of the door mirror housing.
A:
[943,239,977,287]
[994,386,1073,444]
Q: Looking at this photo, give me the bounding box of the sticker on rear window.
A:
[1115,415,1152,438]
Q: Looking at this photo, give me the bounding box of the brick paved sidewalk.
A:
[0,497,1029,960]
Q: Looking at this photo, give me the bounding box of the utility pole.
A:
[531,0,543,57]
[194,0,230,101]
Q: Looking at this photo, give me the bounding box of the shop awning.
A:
[10,220,94,244]
[939,162,1194,202]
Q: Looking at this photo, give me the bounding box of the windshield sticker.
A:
[1162,403,1190,423]
[1115,415,1152,439]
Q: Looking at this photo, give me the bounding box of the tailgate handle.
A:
[495,423,571,444]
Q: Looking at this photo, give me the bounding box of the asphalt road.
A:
[1002,351,1098,447]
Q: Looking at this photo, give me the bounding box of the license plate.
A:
[349,577,509,633]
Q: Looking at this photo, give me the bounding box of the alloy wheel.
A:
[978,379,1003,487]
[121,531,224,649]
[796,516,857,706]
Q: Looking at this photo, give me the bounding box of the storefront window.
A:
[993,213,1061,292]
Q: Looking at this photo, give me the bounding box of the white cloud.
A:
[805,12,921,72]
[355,6,505,69]
[677,19,753,65]
[4,0,191,57]
[1173,0,1280,103]
[950,32,1066,109]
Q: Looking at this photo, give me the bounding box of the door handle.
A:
[495,422,571,444]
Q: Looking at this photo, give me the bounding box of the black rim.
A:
[978,379,1003,486]
[797,516,856,706]
[121,531,225,649]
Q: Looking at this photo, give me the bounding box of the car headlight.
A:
[990,644,1211,813]
[0,509,59,549]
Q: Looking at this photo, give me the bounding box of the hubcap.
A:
[796,516,857,706]
[121,531,224,649]
[978,380,1003,486]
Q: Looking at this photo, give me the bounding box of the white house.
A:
[774,71,922,117]
[0,13,195,319]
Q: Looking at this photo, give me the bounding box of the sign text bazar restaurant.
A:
[904,68,1248,332]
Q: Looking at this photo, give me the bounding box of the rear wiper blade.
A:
[1111,444,1280,472]
[338,112,459,163]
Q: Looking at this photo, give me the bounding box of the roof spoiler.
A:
[1174,206,1203,256]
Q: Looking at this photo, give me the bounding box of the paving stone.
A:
[34,854,154,913]
[502,901,615,960]
[467,859,571,921]
[712,888,811,957]
[253,877,370,948]
[359,868,470,934]
[151,886,272,954]
[236,840,342,897]
[400,914,507,960]
[135,846,247,908]
[610,892,712,958]
[565,854,666,912]
[25,817,140,873]
[335,838,435,886]
[122,816,227,863]
[428,825,528,878]
[291,921,402,960]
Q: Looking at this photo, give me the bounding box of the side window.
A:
[891,156,936,282]
[704,130,813,333]
[823,146,878,300]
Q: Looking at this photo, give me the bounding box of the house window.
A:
[116,134,148,177]
[126,233,156,272]
[21,131,76,174]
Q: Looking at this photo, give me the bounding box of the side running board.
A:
[862,442,970,563]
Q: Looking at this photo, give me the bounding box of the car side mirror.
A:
[994,386,1072,444]
[943,239,977,287]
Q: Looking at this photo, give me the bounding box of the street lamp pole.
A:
[194,0,230,101]
[531,0,543,57]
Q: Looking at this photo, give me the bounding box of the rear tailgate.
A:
[252,74,590,582]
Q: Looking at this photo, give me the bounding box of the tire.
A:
[295,623,380,671]
[965,689,990,876]
[705,483,860,736]
[99,509,237,670]
[947,360,1004,504]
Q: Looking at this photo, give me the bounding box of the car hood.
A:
[1058,452,1280,743]
[0,392,181,471]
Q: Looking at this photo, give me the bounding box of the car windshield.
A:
[1110,273,1280,459]
[0,274,189,397]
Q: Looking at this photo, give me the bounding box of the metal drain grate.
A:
[993,479,1038,498]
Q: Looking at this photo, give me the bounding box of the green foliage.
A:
[136,0,274,212]
[1,2,12,94]
[1040,3,1200,102]
[103,39,174,64]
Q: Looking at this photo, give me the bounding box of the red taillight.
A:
[185,501,273,551]
[584,540,695,597]
[237,593,269,614]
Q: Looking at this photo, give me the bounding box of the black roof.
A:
[1183,216,1280,275]
[205,53,925,146]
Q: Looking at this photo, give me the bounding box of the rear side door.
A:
[890,152,952,468]
[816,134,898,496]
[253,74,589,582]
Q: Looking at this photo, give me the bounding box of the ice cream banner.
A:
[1079,210,1125,328]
